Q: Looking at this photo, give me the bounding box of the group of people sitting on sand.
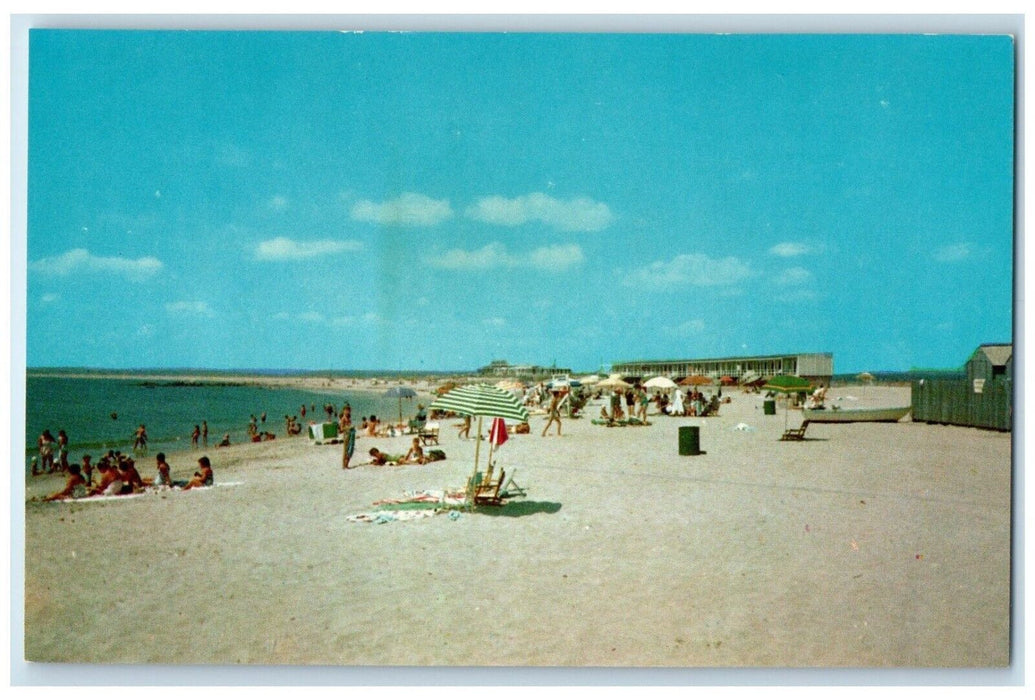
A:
[41,452,215,502]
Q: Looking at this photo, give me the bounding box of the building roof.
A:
[613,352,832,366]
[975,344,1013,367]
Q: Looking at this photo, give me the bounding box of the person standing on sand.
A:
[341,407,358,472]
[191,424,201,448]
[57,430,69,472]
[133,424,148,453]
[542,390,563,437]
[37,429,56,474]
[202,421,208,447]
[458,414,471,439]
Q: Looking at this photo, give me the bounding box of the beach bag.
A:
[427,449,446,462]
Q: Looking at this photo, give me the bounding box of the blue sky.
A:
[23,30,1014,373]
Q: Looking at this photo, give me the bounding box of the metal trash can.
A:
[763,399,776,415]
[678,426,700,456]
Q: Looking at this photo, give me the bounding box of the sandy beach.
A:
[22,382,1012,668]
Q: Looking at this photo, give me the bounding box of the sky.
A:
[22,30,1015,374]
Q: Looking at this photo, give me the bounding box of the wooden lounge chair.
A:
[467,468,507,506]
[780,420,810,441]
[418,420,439,445]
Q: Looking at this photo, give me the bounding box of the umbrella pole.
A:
[471,415,484,486]
[485,436,497,484]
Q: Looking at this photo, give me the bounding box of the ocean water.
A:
[23,375,424,471]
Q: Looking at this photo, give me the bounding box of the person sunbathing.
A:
[154,453,173,487]
[366,448,402,466]
[117,459,145,494]
[400,438,427,465]
[90,462,125,497]
[182,456,214,491]
[43,463,87,501]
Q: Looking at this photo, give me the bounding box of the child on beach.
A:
[366,448,402,466]
[401,437,427,465]
[191,425,201,448]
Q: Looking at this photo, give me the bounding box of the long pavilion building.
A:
[610,352,833,384]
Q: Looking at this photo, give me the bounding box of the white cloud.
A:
[41,293,59,304]
[465,193,614,231]
[297,311,325,323]
[626,254,753,289]
[427,242,584,272]
[664,319,707,336]
[166,301,216,317]
[30,248,163,281]
[255,237,363,261]
[351,192,453,226]
[483,317,506,328]
[427,242,513,270]
[775,267,813,286]
[770,242,811,257]
[268,195,288,211]
[933,243,972,263]
[528,244,585,271]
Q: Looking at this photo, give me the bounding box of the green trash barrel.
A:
[678,426,700,456]
[763,399,776,415]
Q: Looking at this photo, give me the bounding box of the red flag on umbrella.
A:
[489,417,509,446]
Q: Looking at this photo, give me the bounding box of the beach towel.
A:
[345,426,356,458]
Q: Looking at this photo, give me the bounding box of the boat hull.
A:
[803,406,911,423]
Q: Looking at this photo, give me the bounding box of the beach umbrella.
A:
[429,384,530,492]
[644,376,677,390]
[383,386,418,423]
[680,375,713,387]
[719,376,736,386]
[578,374,601,385]
[485,416,510,483]
[857,372,875,383]
[761,375,813,429]
[596,376,632,391]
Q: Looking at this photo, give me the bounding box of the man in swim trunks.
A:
[43,463,87,501]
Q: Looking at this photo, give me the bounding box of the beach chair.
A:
[308,422,342,445]
[418,421,440,445]
[468,468,506,506]
[500,469,527,498]
[780,420,810,441]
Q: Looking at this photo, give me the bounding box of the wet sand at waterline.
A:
[23,384,1011,667]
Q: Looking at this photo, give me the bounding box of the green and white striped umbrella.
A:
[428,383,529,422]
[429,384,529,495]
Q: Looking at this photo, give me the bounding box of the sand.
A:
[21,383,1012,668]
